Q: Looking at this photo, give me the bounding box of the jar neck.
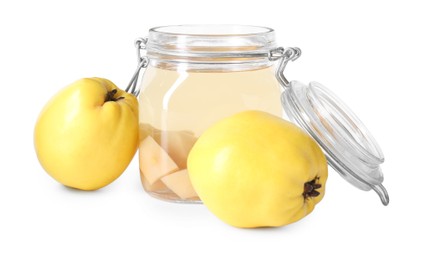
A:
[145,25,277,71]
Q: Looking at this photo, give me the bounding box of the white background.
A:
[1,0,424,259]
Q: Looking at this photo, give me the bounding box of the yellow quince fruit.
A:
[34,78,138,190]
[187,110,328,228]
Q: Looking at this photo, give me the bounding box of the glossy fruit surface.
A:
[188,110,328,228]
[34,78,138,190]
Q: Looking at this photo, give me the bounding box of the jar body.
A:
[137,25,283,203]
[138,65,282,202]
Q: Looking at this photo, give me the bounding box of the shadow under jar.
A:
[137,25,283,203]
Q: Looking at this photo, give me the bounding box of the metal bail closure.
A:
[125,37,149,97]
[274,48,389,206]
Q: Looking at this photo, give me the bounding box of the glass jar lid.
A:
[282,81,388,205]
[275,48,389,205]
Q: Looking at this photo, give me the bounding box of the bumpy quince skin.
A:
[187,111,328,228]
[34,78,138,190]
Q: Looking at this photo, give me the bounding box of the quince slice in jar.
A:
[152,130,197,169]
[138,125,199,200]
[161,169,198,199]
[139,135,179,184]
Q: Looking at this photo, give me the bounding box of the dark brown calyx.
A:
[303,177,322,199]
[105,89,125,102]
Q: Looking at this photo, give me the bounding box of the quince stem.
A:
[105,89,124,102]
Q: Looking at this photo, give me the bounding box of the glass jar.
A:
[131,24,389,205]
[137,25,282,203]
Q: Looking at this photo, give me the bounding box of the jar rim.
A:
[145,24,277,71]
[149,24,274,37]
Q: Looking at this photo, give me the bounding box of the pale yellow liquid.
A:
[138,65,283,202]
